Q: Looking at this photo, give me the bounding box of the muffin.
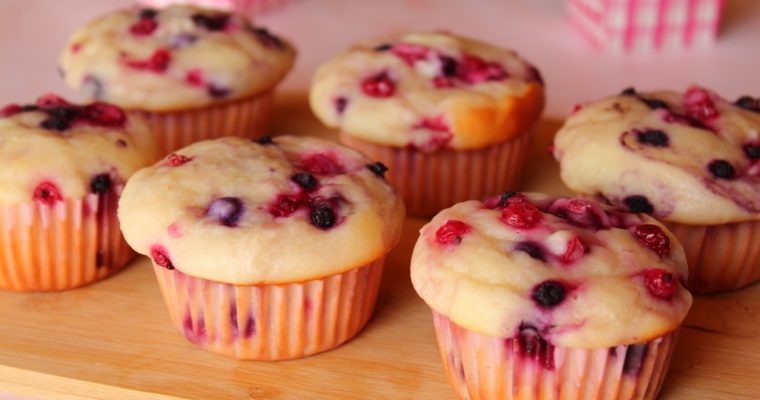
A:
[0,94,157,291]
[118,135,404,360]
[411,193,692,400]
[553,86,760,293]
[59,5,295,155]
[310,31,545,217]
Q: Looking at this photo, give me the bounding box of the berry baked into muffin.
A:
[118,135,404,360]
[310,31,544,217]
[59,5,295,154]
[411,193,692,400]
[554,86,760,293]
[0,94,157,291]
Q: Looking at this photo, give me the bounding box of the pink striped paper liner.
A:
[138,91,273,156]
[0,192,135,291]
[432,312,678,400]
[339,132,532,218]
[665,220,760,294]
[152,258,385,360]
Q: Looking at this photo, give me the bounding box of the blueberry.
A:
[374,43,392,52]
[335,96,348,114]
[367,162,388,178]
[251,27,284,49]
[207,85,230,98]
[496,192,519,208]
[621,87,637,96]
[514,241,545,261]
[641,98,669,110]
[255,135,273,145]
[291,172,318,190]
[206,197,244,227]
[635,129,669,147]
[40,117,70,131]
[735,96,759,112]
[192,13,229,31]
[623,195,654,214]
[139,8,157,19]
[440,56,458,77]
[708,159,735,179]
[310,207,335,229]
[20,104,38,112]
[89,174,112,194]
[744,144,760,160]
[532,281,566,308]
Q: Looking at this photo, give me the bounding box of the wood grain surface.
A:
[0,95,758,400]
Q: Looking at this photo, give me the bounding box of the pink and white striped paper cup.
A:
[567,0,726,52]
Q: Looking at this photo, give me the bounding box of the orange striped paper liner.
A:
[0,192,135,291]
[432,312,678,400]
[152,257,385,360]
[138,91,273,156]
[665,220,760,294]
[339,132,532,218]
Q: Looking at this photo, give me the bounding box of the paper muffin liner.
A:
[152,257,385,360]
[432,312,678,400]
[0,192,135,291]
[664,220,760,294]
[339,132,532,218]
[138,91,273,156]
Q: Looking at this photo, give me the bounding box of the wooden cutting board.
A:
[0,95,758,400]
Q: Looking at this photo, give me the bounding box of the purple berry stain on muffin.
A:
[635,129,669,147]
[170,33,199,49]
[361,71,395,98]
[435,220,471,245]
[150,245,174,270]
[623,195,654,214]
[206,197,244,227]
[515,323,555,370]
[33,181,63,206]
[707,159,735,179]
[514,241,545,261]
[89,174,112,194]
[622,343,649,375]
[367,162,388,178]
[82,75,103,99]
[130,9,158,36]
[183,312,207,344]
[632,224,670,257]
[532,281,567,308]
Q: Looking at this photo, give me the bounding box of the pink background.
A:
[1,0,759,119]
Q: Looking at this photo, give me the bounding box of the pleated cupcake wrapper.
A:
[432,312,678,400]
[339,132,532,218]
[138,91,273,156]
[665,219,760,294]
[152,257,385,360]
[0,193,135,291]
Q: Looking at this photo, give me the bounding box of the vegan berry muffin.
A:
[554,86,760,293]
[0,94,157,291]
[411,193,692,400]
[59,5,295,155]
[310,31,545,217]
[118,135,404,360]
